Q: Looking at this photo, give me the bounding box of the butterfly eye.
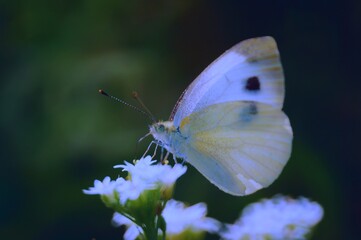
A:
[158,124,165,132]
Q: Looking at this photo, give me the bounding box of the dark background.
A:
[1,0,360,239]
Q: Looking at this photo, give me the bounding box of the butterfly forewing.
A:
[171,36,285,127]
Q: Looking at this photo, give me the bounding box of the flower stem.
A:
[142,222,158,240]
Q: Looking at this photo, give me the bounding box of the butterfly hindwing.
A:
[178,101,292,196]
[171,37,285,127]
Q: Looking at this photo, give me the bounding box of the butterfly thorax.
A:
[149,121,186,157]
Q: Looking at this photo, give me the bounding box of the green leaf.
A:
[157,215,167,240]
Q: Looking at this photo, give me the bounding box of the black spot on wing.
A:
[245,76,260,91]
[240,102,258,122]
[248,102,258,115]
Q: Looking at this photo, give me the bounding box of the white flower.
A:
[84,156,187,204]
[112,213,141,240]
[83,176,120,195]
[85,155,190,239]
[112,199,220,239]
[114,155,187,188]
[221,195,324,240]
[162,199,221,235]
[114,155,157,178]
[116,176,155,204]
[158,164,187,186]
[113,156,187,204]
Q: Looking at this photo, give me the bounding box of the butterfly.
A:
[149,36,293,196]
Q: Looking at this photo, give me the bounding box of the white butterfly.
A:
[149,36,293,196]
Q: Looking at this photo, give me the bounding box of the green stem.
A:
[142,229,155,240]
[142,220,158,240]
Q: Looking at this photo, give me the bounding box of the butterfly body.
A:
[150,37,293,196]
[149,121,185,157]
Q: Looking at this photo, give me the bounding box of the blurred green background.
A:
[1,0,360,239]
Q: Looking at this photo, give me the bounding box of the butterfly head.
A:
[150,120,175,137]
[149,121,176,147]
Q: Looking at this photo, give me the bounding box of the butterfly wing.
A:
[171,36,285,127]
[178,101,292,196]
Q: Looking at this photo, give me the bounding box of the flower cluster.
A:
[84,156,324,240]
[221,195,324,240]
[84,156,186,203]
[112,199,221,240]
[83,156,220,239]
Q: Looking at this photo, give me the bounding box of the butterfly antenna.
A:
[98,89,154,122]
[132,91,157,123]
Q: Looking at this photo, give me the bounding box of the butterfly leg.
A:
[135,132,151,155]
[151,143,159,159]
[160,146,164,160]
[172,154,179,164]
[142,140,157,158]
[161,151,170,165]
